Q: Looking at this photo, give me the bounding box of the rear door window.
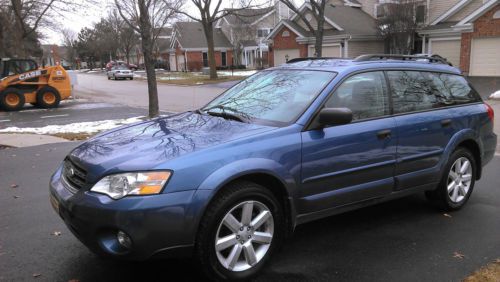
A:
[387,71,437,114]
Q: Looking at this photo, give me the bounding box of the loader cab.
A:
[0,58,38,79]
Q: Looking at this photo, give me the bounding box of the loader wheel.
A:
[36,87,61,108]
[0,88,25,111]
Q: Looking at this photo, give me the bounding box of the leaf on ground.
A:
[494,258,500,264]
[10,184,18,188]
[443,213,452,218]
[454,251,466,259]
[52,231,62,236]
[13,195,19,199]
[32,273,41,278]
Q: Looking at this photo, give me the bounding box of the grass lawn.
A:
[464,259,500,282]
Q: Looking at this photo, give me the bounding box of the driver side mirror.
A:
[318,107,353,126]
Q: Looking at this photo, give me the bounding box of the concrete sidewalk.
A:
[0,133,68,148]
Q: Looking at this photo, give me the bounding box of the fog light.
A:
[117,231,132,249]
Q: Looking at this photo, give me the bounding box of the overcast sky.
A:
[41,0,299,45]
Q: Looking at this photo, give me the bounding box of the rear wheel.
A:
[36,87,61,108]
[0,88,25,111]
[426,147,476,211]
[195,181,284,281]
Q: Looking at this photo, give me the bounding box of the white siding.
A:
[448,0,483,22]
[429,0,461,24]
[348,41,385,58]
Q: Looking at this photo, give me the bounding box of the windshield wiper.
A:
[203,105,250,123]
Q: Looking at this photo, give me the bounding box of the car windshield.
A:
[202,70,335,125]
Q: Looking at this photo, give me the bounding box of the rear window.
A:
[387,71,480,114]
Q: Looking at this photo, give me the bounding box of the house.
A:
[41,44,73,68]
[216,1,293,68]
[419,0,500,76]
[266,0,385,66]
[169,22,233,71]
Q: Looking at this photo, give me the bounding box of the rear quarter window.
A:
[425,72,480,105]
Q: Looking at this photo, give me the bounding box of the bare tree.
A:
[120,26,139,64]
[279,0,327,57]
[174,0,270,79]
[376,0,425,54]
[61,28,77,68]
[115,0,181,118]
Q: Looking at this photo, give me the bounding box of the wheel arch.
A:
[443,129,483,180]
[190,159,299,243]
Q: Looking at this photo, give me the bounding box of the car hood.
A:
[69,112,276,172]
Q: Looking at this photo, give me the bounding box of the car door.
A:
[300,71,397,213]
[386,70,455,190]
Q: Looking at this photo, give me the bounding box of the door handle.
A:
[441,119,452,127]
[376,129,391,139]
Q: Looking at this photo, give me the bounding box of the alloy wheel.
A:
[447,157,473,203]
[215,200,274,272]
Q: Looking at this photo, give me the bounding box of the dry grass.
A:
[51,132,93,141]
[464,259,500,282]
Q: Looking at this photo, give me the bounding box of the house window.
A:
[221,51,227,66]
[202,52,208,67]
[282,30,290,37]
[494,10,500,19]
[375,4,385,18]
[416,5,425,23]
[257,28,271,38]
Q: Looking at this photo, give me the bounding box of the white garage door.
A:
[169,54,177,71]
[308,45,341,57]
[430,39,461,67]
[274,49,300,66]
[470,37,500,76]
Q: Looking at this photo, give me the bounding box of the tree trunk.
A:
[203,22,218,80]
[138,0,159,118]
[314,10,325,57]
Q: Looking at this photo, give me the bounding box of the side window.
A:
[427,73,480,105]
[387,71,437,113]
[325,71,389,120]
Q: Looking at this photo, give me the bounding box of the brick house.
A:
[419,0,500,76]
[215,2,293,68]
[169,22,233,72]
[266,0,385,66]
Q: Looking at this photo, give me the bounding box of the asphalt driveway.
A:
[1,142,499,281]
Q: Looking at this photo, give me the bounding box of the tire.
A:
[426,147,476,211]
[107,76,110,80]
[130,77,133,80]
[0,88,25,111]
[195,181,284,281]
[36,86,61,108]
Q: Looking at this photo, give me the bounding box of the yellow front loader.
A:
[0,58,72,111]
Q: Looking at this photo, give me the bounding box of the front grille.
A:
[62,158,87,193]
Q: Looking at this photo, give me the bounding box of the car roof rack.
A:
[354,54,452,66]
[286,57,344,64]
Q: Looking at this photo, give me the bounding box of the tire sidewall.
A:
[439,148,476,210]
[0,88,25,111]
[36,87,61,108]
[198,183,284,281]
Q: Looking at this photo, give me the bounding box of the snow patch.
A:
[218,70,257,77]
[0,117,144,135]
[489,90,500,100]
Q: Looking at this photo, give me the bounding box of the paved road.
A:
[74,73,237,113]
[1,142,499,281]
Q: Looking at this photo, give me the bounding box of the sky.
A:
[41,0,294,45]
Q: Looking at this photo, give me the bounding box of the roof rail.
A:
[354,54,453,66]
[286,57,344,64]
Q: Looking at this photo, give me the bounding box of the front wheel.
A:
[426,147,476,211]
[195,181,284,280]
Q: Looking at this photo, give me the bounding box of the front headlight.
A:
[90,171,171,199]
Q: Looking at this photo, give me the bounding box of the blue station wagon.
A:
[50,55,497,280]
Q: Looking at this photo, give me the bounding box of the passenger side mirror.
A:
[318,107,353,126]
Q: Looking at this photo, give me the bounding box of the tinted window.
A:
[387,71,437,113]
[325,71,389,120]
[427,73,480,105]
[203,70,335,124]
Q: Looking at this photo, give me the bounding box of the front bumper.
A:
[113,73,133,78]
[49,167,199,260]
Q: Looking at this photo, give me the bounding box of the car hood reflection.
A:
[69,112,275,169]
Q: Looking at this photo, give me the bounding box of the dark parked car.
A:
[50,55,496,280]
